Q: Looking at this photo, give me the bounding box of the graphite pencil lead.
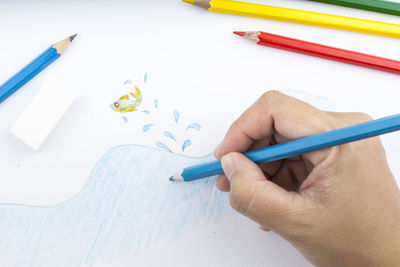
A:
[69,34,78,42]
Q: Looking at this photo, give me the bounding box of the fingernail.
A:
[221,154,236,180]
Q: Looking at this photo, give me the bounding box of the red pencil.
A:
[234,31,400,75]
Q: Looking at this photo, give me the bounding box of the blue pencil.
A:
[170,113,400,182]
[0,34,77,104]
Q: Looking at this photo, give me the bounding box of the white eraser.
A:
[10,80,75,151]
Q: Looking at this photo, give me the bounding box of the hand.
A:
[214,91,400,267]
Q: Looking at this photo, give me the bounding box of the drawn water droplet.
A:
[186,123,201,131]
[154,99,159,109]
[173,110,180,124]
[142,124,155,132]
[144,73,148,83]
[163,131,176,142]
[124,79,132,85]
[142,110,150,115]
[156,142,172,153]
[121,116,128,123]
[182,139,192,152]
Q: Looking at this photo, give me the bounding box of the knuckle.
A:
[338,112,373,126]
[259,90,286,114]
[355,112,373,123]
[261,90,283,104]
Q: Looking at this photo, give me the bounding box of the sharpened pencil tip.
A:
[183,0,211,9]
[169,169,184,182]
[69,34,78,42]
[234,31,245,36]
[234,31,260,43]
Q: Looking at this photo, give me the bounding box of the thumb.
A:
[221,152,303,229]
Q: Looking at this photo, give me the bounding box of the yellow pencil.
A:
[183,0,400,38]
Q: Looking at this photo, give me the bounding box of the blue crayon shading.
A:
[186,123,201,131]
[173,110,180,124]
[0,145,231,266]
[142,110,150,115]
[154,99,158,109]
[182,139,192,152]
[142,124,155,132]
[124,79,132,85]
[156,142,172,153]
[163,131,177,142]
[121,116,128,123]
[144,73,148,83]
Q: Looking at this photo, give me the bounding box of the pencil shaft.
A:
[207,0,400,38]
[180,113,400,181]
[0,47,59,104]
[255,31,400,75]
[0,36,74,104]
[307,0,400,16]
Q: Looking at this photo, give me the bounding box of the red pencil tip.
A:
[233,31,245,36]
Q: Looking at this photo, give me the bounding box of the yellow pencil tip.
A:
[183,0,195,4]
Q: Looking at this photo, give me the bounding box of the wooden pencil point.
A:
[239,31,260,42]
[170,170,184,182]
[196,0,211,9]
[183,0,211,9]
[53,36,74,55]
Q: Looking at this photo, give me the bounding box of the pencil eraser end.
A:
[10,80,75,151]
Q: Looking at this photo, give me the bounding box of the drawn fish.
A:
[111,86,142,113]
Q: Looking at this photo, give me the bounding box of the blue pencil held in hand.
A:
[0,34,77,104]
[170,113,400,182]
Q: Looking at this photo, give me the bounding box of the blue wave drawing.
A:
[0,145,231,267]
